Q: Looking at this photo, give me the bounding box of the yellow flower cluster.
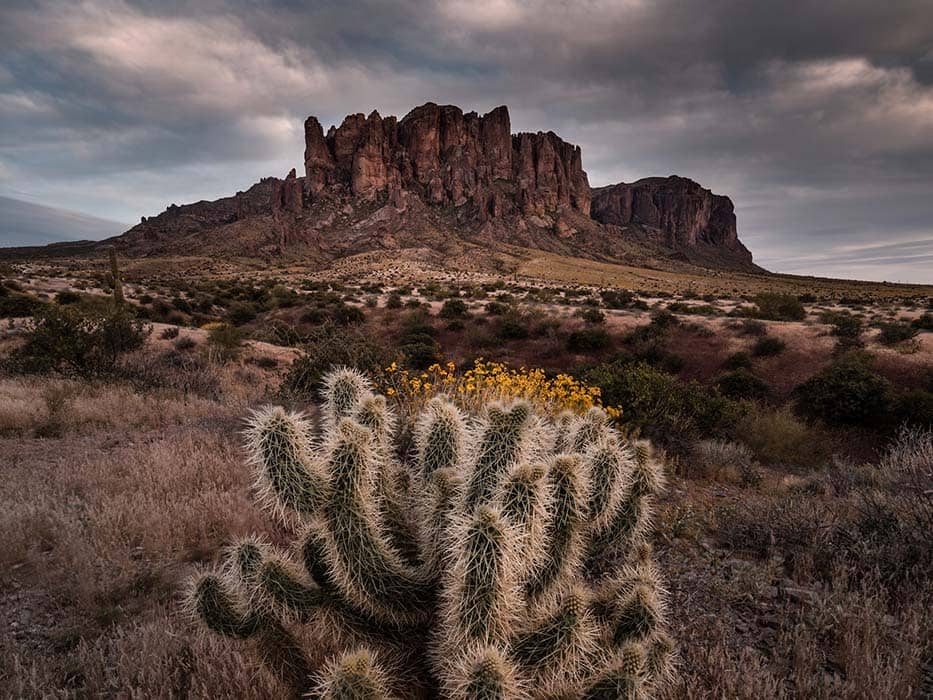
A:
[378,359,621,419]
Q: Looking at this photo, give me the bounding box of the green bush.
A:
[385,292,403,309]
[600,289,635,309]
[822,311,864,352]
[750,293,806,321]
[55,290,82,305]
[751,335,786,357]
[282,322,391,401]
[227,301,258,326]
[585,360,738,451]
[439,298,469,319]
[0,292,46,318]
[911,313,933,331]
[331,302,365,326]
[207,324,245,362]
[716,369,770,400]
[735,318,767,336]
[723,351,752,370]
[794,353,891,427]
[578,307,606,324]
[494,312,531,341]
[6,306,148,376]
[567,327,612,352]
[484,300,509,316]
[877,321,918,346]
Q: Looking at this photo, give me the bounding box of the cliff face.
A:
[591,176,752,264]
[301,103,590,217]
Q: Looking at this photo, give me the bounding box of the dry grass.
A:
[0,252,930,697]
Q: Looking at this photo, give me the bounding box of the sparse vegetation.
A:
[0,256,930,697]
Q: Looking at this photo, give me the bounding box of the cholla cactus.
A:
[188,367,672,698]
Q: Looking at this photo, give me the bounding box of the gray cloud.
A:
[0,0,931,282]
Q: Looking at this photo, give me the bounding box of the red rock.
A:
[591,176,750,261]
[303,117,334,194]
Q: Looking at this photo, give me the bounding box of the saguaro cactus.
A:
[188,368,672,698]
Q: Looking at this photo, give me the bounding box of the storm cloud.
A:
[1,0,931,282]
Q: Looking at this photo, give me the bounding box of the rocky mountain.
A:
[112,103,757,271]
[591,176,752,266]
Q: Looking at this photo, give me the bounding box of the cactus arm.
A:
[465,402,531,512]
[448,507,516,645]
[581,643,645,700]
[323,420,432,624]
[509,591,581,668]
[569,408,611,454]
[323,369,373,426]
[611,585,659,645]
[449,645,524,700]
[415,397,465,478]
[318,649,394,700]
[586,456,663,570]
[256,619,315,699]
[585,437,633,530]
[193,575,261,638]
[246,407,326,517]
[525,455,586,603]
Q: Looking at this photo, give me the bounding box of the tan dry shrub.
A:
[738,405,834,468]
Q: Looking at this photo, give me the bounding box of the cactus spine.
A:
[188,367,672,698]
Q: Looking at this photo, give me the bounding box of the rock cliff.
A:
[591,176,752,264]
[301,103,590,217]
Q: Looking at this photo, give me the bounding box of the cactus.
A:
[188,367,672,698]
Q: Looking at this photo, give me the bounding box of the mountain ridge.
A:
[93,103,758,272]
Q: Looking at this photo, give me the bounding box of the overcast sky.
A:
[1,0,932,283]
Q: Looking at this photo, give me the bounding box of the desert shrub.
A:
[892,390,933,429]
[227,301,258,326]
[911,312,933,331]
[567,327,612,352]
[494,312,531,341]
[160,326,180,340]
[484,300,509,316]
[399,335,442,370]
[187,370,674,697]
[578,307,606,324]
[250,356,278,370]
[750,293,806,321]
[331,302,365,326]
[5,306,148,377]
[751,335,786,357]
[876,320,918,346]
[600,289,635,309]
[439,298,469,319]
[738,405,833,468]
[174,335,197,351]
[735,318,767,336]
[822,311,864,352]
[794,353,891,427]
[723,351,752,370]
[282,322,391,401]
[55,290,82,305]
[585,360,738,451]
[206,323,244,362]
[690,439,761,486]
[616,311,681,369]
[0,292,46,318]
[716,369,770,400]
[385,292,403,309]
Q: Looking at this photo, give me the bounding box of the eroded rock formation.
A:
[300,103,590,217]
[591,176,751,262]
